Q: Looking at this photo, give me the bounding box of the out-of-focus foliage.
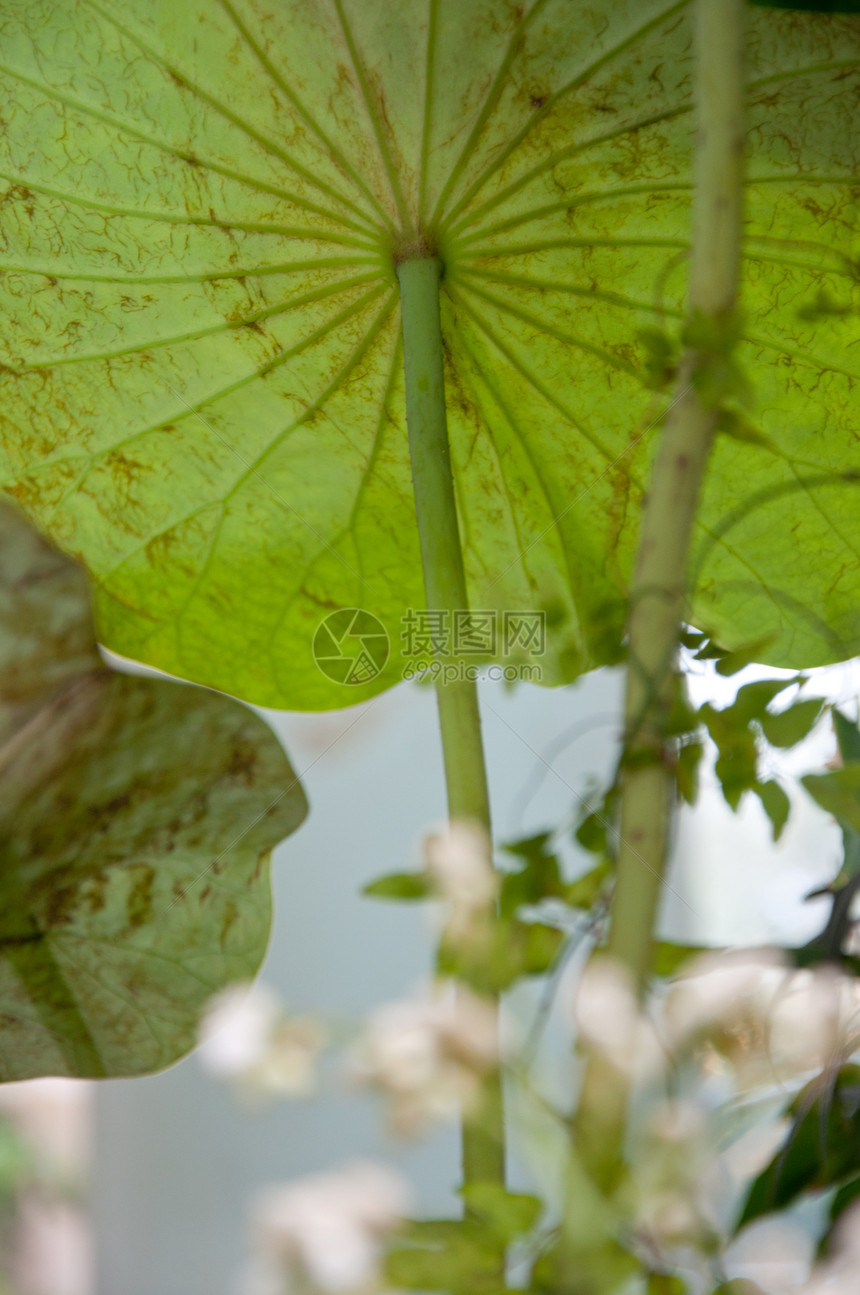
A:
[0,501,307,1079]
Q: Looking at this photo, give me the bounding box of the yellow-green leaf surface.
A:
[0,501,307,1080]
[1,1,859,708]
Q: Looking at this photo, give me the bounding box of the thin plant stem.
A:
[396,255,505,1191]
[573,0,747,1193]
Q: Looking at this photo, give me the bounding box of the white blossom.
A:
[352,982,498,1136]
[423,820,498,943]
[664,948,787,1051]
[631,1100,715,1249]
[664,950,860,1089]
[197,982,326,1100]
[573,957,665,1082]
[724,1217,814,1294]
[243,1161,411,1294]
[768,966,860,1078]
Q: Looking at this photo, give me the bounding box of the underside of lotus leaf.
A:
[0,1,858,707]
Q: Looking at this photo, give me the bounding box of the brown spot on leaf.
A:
[126,864,155,929]
[226,738,259,786]
[220,901,238,946]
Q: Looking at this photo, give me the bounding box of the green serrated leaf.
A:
[440,917,564,992]
[0,502,307,1080]
[732,678,798,725]
[803,766,860,834]
[501,832,556,866]
[755,779,791,841]
[499,832,564,917]
[677,738,704,805]
[760,698,825,747]
[0,4,859,707]
[362,872,432,901]
[834,709,860,765]
[479,920,564,991]
[503,825,608,914]
[565,861,611,909]
[701,702,760,810]
[460,1183,542,1241]
[713,638,780,678]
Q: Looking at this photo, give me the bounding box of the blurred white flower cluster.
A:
[340,822,500,1135]
[351,981,499,1136]
[196,982,327,1101]
[575,948,860,1275]
[239,1161,410,1295]
[575,948,860,1095]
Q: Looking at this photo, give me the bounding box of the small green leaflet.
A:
[385,1189,540,1294]
[737,1064,860,1229]
[0,2,859,708]
[798,711,860,965]
[0,502,306,1080]
[760,698,824,748]
[699,680,824,830]
[362,872,432,901]
[756,778,791,841]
